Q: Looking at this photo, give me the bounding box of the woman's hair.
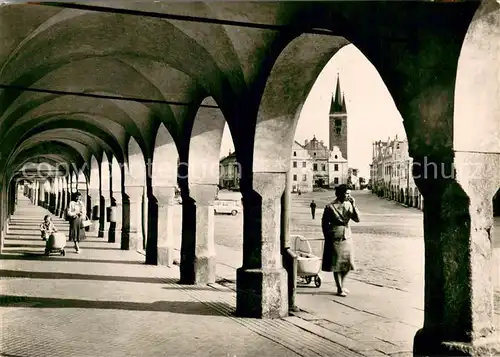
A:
[44,214,50,221]
[72,192,82,201]
[335,184,348,197]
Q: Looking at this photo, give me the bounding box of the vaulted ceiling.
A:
[0,1,480,184]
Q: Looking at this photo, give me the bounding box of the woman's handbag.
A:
[81,217,92,228]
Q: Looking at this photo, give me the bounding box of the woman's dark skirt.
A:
[69,216,86,242]
[322,235,355,273]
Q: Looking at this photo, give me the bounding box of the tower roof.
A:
[330,75,347,114]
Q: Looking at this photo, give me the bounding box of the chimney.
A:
[304,139,309,145]
[320,140,324,146]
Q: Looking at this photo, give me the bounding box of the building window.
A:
[293,174,297,181]
[334,155,338,159]
[334,164,339,171]
[313,163,318,171]
[293,151,297,156]
[335,119,342,126]
[302,161,306,168]
[313,152,316,156]
[321,164,326,171]
[334,177,339,184]
[302,174,307,181]
[293,161,297,168]
[335,127,341,135]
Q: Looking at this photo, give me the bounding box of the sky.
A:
[219,44,407,179]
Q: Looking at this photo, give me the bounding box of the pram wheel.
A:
[314,276,321,288]
[304,276,312,284]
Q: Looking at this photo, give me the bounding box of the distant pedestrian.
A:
[321,184,360,297]
[297,188,302,196]
[310,200,316,219]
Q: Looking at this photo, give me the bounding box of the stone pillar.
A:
[152,186,176,267]
[88,189,100,233]
[39,183,45,207]
[99,191,111,238]
[281,170,297,311]
[413,154,500,356]
[59,190,66,218]
[179,184,217,285]
[122,186,143,251]
[236,172,288,319]
[55,189,61,216]
[109,191,122,243]
[33,182,38,206]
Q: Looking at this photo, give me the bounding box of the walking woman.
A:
[321,184,360,296]
[67,192,87,253]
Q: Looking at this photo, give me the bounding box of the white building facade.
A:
[290,141,314,193]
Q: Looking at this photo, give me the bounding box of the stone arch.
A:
[178,96,227,284]
[109,155,123,244]
[123,136,147,252]
[70,171,77,194]
[111,156,122,195]
[77,170,87,190]
[152,124,178,188]
[101,154,111,193]
[89,155,100,230]
[125,136,146,188]
[454,0,500,157]
[450,3,500,348]
[89,156,99,191]
[147,123,180,265]
[98,153,111,238]
[253,34,350,173]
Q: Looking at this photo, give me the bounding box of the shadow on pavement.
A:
[162,286,230,292]
[0,269,177,285]
[3,243,119,251]
[0,253,144,265]
[296,290,336,296]
[0,295,228,316]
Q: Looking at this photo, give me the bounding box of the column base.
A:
[157,246,174,267]
[236,267,288,319]
[414,328,500,357]
[122,231,142,251]
[179,255,216,285]
[90,221,99,235]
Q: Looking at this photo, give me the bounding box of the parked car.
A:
[213,199,240,216]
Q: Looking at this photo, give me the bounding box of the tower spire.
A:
[330,74,346,114]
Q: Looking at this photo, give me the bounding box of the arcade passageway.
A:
[1,2,499,356]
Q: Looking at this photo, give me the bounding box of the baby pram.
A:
[293,235,323,288]
[45,232,66,256]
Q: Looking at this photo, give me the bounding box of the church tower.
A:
[329,75,348,160]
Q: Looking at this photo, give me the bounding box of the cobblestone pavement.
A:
[0,197,365,357]
[3,193,499,357]
[207,190,500,356]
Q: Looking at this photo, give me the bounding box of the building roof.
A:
[330,75,346,114]
[219,151,237,164]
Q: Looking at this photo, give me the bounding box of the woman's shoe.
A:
[336,291,347,297]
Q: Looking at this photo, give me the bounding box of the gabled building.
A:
[303,136,330,187]
[219,151,240,190]
[290,140,314,192]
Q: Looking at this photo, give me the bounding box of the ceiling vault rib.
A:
[0,84,219,108]
[36,2,335,36]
